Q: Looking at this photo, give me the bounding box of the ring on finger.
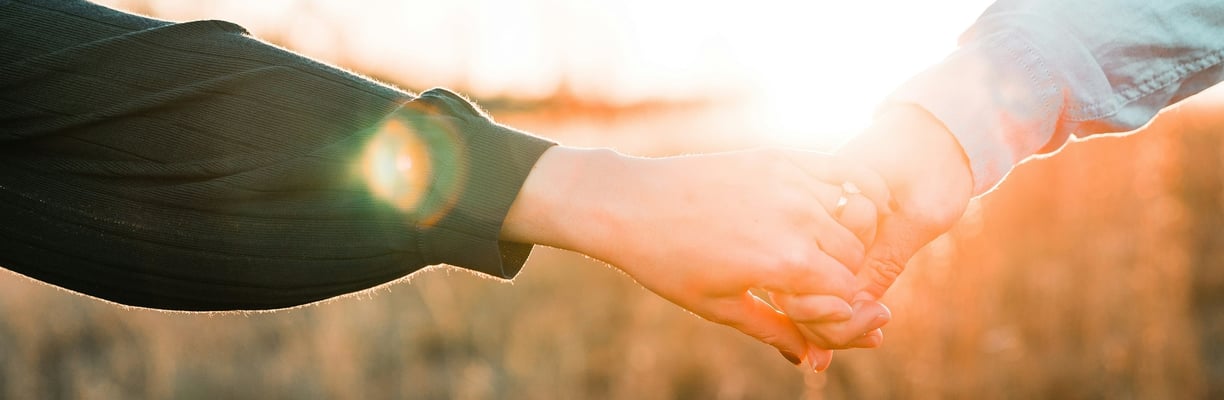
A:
[832,182,860,219]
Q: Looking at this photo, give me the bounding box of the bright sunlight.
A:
[102,0,991,146]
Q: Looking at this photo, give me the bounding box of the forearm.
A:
[500,146,627,253]
[0,0,561,310]
[502,145,899,367]
[502,146,892,272]
[892,0,1224,194]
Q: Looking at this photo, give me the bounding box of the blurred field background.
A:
[2,0,1221,398]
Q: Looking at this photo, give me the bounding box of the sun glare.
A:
[728,1,993,146]
[362,119,433,214]
[361,114,474,229]
[99,0,991,147]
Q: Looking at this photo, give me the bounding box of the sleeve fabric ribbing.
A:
[885,0,1224,195]
[0,0,555,310]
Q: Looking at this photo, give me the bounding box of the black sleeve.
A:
[0,0,555,310]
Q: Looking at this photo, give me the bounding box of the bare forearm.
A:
[498,145,895,368]
[500,146,628,253]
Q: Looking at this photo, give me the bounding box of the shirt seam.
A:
[1068,48,1224,122]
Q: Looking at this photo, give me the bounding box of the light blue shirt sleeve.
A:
[886,0,1224,195]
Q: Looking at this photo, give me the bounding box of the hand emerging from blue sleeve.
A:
[774,104,975,372]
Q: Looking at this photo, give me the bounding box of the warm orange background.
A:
[1,1,1219,398]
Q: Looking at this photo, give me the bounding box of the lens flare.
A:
[363,119,432,211]
[360,116,464,225]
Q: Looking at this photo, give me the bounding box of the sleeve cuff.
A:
[883,27,1066,196]
[387,88,556,279]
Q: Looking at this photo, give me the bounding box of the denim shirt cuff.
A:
[882,28,1065,196]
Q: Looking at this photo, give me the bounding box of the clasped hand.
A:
[502,146,899,372]
[503,105,975,373]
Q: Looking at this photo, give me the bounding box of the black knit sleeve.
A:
[0,0,555,310]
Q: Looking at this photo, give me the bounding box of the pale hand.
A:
[501,146,891,370]
[778,104,974,364]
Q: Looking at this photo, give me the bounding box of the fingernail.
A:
[858,331,883,348]
[871,315,891,330]
[779,350,801,366]
[806,349,822,373]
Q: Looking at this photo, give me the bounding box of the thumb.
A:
[856,213,937,299]
[807,346,834,372]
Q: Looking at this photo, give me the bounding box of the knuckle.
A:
[772,248,821,276]
[868,258,906,288]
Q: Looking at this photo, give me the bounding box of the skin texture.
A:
[841,105,973,300]
[501,146,894,371]
[778,104,974,359]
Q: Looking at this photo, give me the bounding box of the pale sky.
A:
[97,0,993,144]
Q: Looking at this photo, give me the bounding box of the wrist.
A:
[500,146,629,253]
[841,105,972,202]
